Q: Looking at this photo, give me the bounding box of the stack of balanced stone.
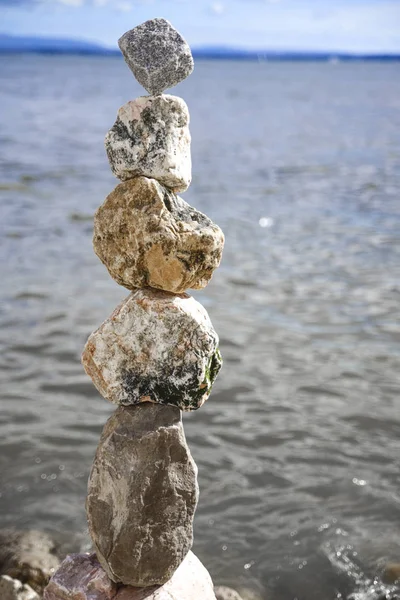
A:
[44,18,224,600]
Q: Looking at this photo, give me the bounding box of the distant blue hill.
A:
[0,34,399,61]
[0,34,118,54]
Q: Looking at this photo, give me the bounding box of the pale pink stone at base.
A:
[43,554,117,600]
[44,552,216,600]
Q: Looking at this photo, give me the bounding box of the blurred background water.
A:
[1,55,400,600]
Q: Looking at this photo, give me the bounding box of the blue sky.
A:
[1,0,399,53]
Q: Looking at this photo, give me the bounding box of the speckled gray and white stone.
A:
[93,177,224,294]
[118,19,194,95]
[44,552,216,600]
[81,288,222,411]
[86,404,199,587]
[0,576,39,600]
[105,95,191,192]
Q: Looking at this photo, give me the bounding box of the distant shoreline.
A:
[1,50,400,61]
[0,35,399,61]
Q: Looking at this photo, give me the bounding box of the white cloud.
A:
[115,0,132,10]
[259,217,274,228]
[210,2,225,15]
[41,0,150,6]
[57,0,84,5]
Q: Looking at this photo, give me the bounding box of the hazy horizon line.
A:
[1,33,399,57]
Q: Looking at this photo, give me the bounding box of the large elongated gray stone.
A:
[93,177,224,294]
[105,96,191,192]
[118,19,194,95]
[44,552,216,599]
[82,288,222,412]
[86,404,199,587]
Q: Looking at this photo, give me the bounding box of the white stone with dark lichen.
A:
[44,552,216,599]
[118,19,194,96]
[93,177,224,294]
[82,288,222,411]
[86,404,198,587]
[105,95,191,192]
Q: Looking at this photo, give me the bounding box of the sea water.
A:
[1,55,400,600]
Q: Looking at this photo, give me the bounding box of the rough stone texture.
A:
[117,552,216,599]
[43,553,116,599]
[105,95,191,192]
[44,552,216,599]
[86,404,199,587]
[118,19,194,96]
[0,530,60,594]
[93,177,224,294]
[214,586,246,600]
[0,576,39,600]
[82,288,222,411]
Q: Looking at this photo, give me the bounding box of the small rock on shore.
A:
[215,586,244,600]
[0,530,59,594]
[0,575,40,600]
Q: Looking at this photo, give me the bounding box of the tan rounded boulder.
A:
[86,404,198,587]
[93,177,224,295]
[82,288,222,411]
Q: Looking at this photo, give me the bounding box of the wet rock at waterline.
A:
[214,587,245,600]
[44,552,216,599]
[105,95,191,192]
[118,19,194,96]
[383,563,400,584]
[0,530,60,594]
[93,177,224,294]
[82,288,222,411]
[0,576,39,600]
[86,404,198,587]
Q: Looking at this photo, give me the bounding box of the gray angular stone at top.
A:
[118,18,194,95]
